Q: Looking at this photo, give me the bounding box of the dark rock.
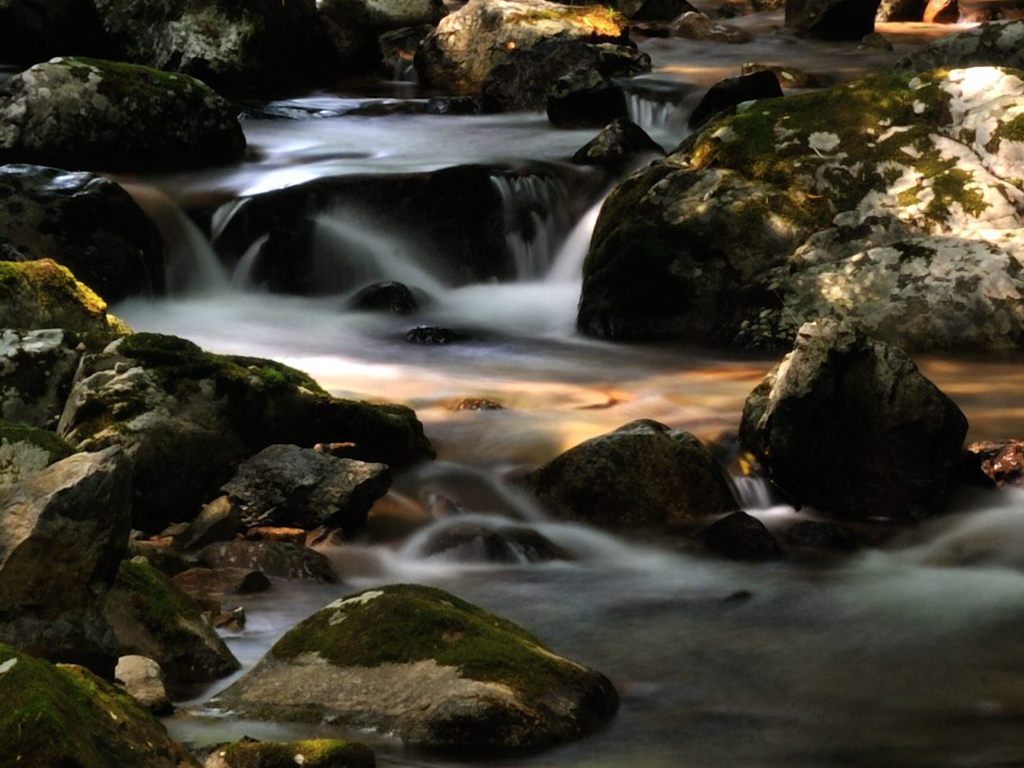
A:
[349,281,425,314]
[450,397,505,411]
[739,319,968,521]
[572,118,664,169]
[0,329,81,429]
[628,0,700,19]
[961,439,1024,488]
[173,567,272,599]
[699,511,784,560]
[671,11,753,42]
[424,95,487,114]
[199,541,338,582]
[0,0,105,63]
[688,69,783,130]
[858,31,893,49]
[741,62,822,88]
[173,496,243,552]
[783,520,860,551]
[406,326,474,344]
[547,70,629,129]
[380,25,435,80]
[321,0,447,70]
[785,0,882,39]
[127,539,191,576]
[417,521,573,563]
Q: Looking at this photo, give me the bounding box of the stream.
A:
[84,9,1024,767]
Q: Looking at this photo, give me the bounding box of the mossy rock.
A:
[205,738,375,768]
[217,584,618,754]
[0,328,83,429]
[0,644,198,767]
[0,419,74,486]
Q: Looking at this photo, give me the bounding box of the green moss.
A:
[213,739,375,768]
[271,585,595,703]
[992,113,1024,144]
[0,419,75,462]
[64,56,219,103]
[113,558,207,640]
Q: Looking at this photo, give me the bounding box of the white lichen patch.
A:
[808,132,840,153]
[711,125,738,143]
[325,590,385,610]
[0,658,18,676]
[0,439,51,487]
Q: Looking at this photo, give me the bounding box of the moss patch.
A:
[0,419,74,462]
[113,558,209,642]
[212,739,375,768]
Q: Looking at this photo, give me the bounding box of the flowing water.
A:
[91,14,1024,767]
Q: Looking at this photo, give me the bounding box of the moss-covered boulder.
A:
[897,21,1024,71]
[416,0,630,92]
[0,644,200,768]
[1,329,82,429]
[216,585,618,754]
[0,164,165,300]
[205,738,375,768]
[0,57,245,171]
[104,558,240,684]
[0,419,74,486]
[57,333,433,531]
[579,66,1024,350]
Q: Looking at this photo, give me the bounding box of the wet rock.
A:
[671,11,753,43]
[688,69,783,130]
[216,585,618,753]
[783,520,860,551]
[547,69,629,128]
[0,419,74,487]
[321,0,447,69]
[246,527,309,545]
[450,397,505,410]
[215,606,247,632]
[205,738,376,768]
[174,496,243,552]
[57,333,432,532]
[0,447,130,673]
[0,329,81,430]
[367,492,433,541]
[115,655,171,715]
[0,164,165,301]
[573,118,665,169]
[380,25,436,79]
[104,559,241,684]
[173,567,272,601]
[876,0,925,20]
[199,541,338,583]
[0,58,246,171]
[897,21,1024,70]
[529,419,737,533]
[0,645,200,767]
[0,0,105,63]
[417,521,573,562]
[349,281,425,314]
[739,318,968,521]
[961,439,1024,487]
[741,62,821,88]
[416,0,630,92]
[406,326,474,344]
[858,31,893,50]
[424,95,488,114]
[785,0,882,38]
[699,511,784,561]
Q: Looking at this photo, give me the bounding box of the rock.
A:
[57,333,432,532]
[785,0,882,38]
[0,259,126,338]
[199,541,338,582]
[416,0,630,92]
[0,419,74,487]
[671,11,753,43]
[0,0,105,63]
[380,25,435,79]
[688,70,783,130]
[406,326,474,344]
[961,439,1024,487]
[320,0,447,69]
[424,95,487,114]
[416,521,573,562]
[858,31,893,50]
[0,447,130,672]
[783,519,860,551]
[0,329,81,429]
[529,420,736,532]
[173,567,272,601]
[482,39,650,112]
[699,511,784,560]
[216,585,618,753]
[741,62,821,88]
[128,538,191,576]
[876,0,925,20]
[104,559,241,684]
[547,69,628,128]
[0,58,246,171]
[450,397,505,410]
[247,527,309,545]
[204,738,375,768]
[0,164,165,301]
[573,118,664,169]
[897,21,1024,70]
[92,0,338,95]
[959,0,1024,22]
[0,645,200,767]
[215,606,247,632]
[366,492,433,541]
[739,318,968,520]
[579,67,1024,348]
[115,655,171,715]
[222,445,391,534]
[348,281,425,314]
[174,496,243,551]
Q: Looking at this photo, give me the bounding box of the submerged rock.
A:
[199,541,338,583]
[785,0,882,39]
[739,319,968,521]
[897,20,1024,70]
[406,326,474,344]
[205,739,376,768]
[0,58,246,171]
[573,118,665,169]
[417,521,573,563]
[699,511,785,561]
[687,69,783,129]
[216,585,618,753]
[349,281,426,314]
[0,329,81,429]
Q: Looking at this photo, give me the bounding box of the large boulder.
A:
[320,0,448,69]
[0,164,165,300]
[205,739,375,768]
[0,420,74,487]
[785,0,882,39]
[529,420,736,533]
[416,0,630,92]
[57,333,433,532]
[215,585,618,754]
[0,645,200,768]
[0,329,81,429]
[739,319,968,521]
[92,0,338,95]
[0,447,130,672]
[578,67,1024,350]
[897,21,1024,71]
[0,57,246,171]
[0,0,105,63]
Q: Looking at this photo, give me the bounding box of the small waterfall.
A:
[490,173,573,280]
[230,234,269,290]
[546,196,606,284]
[211,198,250,243]
[622,80,696,138]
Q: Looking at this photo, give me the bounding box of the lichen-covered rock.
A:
[205,738,375,768]
[104,558,241,684]
[222,445,391,535]
[215,585,618,754]
[115,655,171,714]
[739,318,968,520]
[0,0,105,63]
[198,541,338,583]
[529,419,737,532]
[0,645,200,768]
[0,58,246,171]
[0,164,165,300]
[0,329,81,429]
[320,0,447,69]
[572,118,664,169]
[416,0,630,92]
[897,21,1024,71]
[0,447,130,672]
[0,419,74,487]
[56,333,432,531]
[92,0,338,95]
[579,67,1024,349]
[785,0,881,39]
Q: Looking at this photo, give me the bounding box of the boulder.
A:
[0,447,130,672]
[698,511,784,560]
[897,21,1024,70]
[0,164,165,300]
[529,420,736,532]
[92,0,338,95]
[57,333,432,531]
[199,541,338,583]
[173,567,272,601]
[0,0,105,63]
[320,0,448,69]
[961,439,1024,487]
[174,496,243,551]
[0,329,82,429]
[415,520,573,562]
[104,558,241,684]
[215,585,618,753]
[572,118,665,169]
[0,645,199,768]
[739,319,968,520]
[0,420,74,487]
[547,69,629,128]
[0,58,246,171]
[671,12,753,43]
[204,739,375,768]
[348,281,425,314]
[785,0,882,38]
[416,0,630,92]
[688,70,783,130]
[406,326,474,344]
[115,655,171,714]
